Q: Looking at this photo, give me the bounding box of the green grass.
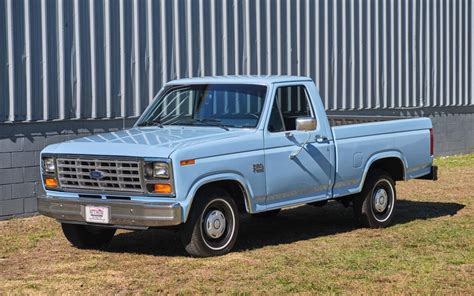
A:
[434,153,474,168]
[1,154,473,294]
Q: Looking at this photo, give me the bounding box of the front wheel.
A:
[180,187,239,257]
[61,223,116,249]
[353,169,396,228]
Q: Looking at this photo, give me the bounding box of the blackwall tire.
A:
[353,169,397,228]
[61,223,116,249]
[180,187,239,257]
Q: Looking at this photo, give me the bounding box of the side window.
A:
[268,85,313,132]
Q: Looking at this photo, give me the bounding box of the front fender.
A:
[180,172,256,222]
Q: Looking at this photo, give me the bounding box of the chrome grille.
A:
[57,157,143,193]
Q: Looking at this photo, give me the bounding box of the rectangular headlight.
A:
[153,162,170,178]
[41,157,56,174]
[144,162,170,179]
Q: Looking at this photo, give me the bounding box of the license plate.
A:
[85,205,110,224]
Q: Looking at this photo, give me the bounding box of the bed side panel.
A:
[332,118,433,198]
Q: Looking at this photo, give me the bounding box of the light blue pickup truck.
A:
[38,76,437,257]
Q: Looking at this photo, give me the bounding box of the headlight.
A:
[145,162,170,179]
[153,162,170,178]
[42,157,56,173]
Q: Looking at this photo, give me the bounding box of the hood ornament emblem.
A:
[90,170,105,180]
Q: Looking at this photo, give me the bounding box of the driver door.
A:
[263,83,332,209]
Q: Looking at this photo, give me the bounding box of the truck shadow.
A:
[104,200,464,256]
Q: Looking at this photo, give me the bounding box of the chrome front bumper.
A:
[37,196,183,229]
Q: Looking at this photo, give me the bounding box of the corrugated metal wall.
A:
[0,0,473,123]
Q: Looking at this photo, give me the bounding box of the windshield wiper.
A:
[137,117,164,128]
[171,118,229,131]
[194,118,229,131]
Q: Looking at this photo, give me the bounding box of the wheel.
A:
[353,169,396,228]
[180,187,239,257]
[61,223,116,249]
[250,209,281,218]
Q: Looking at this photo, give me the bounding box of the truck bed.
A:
[330,117,433,198]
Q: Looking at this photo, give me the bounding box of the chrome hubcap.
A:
[373,188,389,213]
[204,210,226,239]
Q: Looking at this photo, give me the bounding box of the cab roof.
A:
[166,75,313,85]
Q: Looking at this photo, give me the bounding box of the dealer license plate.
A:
[85,205,110,224]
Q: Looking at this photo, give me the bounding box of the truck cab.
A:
[38,76,437,257]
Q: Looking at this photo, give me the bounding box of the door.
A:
[264,83,332,209]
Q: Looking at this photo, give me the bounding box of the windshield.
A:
[137,84,267,129]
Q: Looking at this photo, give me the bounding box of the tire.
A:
[353,169,396,228]
[61,223,116,249]
[250,209,281,218]
[180,187,239,257]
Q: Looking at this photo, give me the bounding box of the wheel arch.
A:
[182,173,254,222]
[358,152,407,192]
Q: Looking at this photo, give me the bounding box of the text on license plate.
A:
[85,205,110,224]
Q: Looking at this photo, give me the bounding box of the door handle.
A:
[315,135,328,143]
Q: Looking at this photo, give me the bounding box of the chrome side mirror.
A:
[296,117,317,131]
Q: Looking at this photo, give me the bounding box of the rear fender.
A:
[358,151,407,192]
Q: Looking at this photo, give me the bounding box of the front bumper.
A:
[37,196,183,229]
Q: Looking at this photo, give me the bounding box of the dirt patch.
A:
[1,155,473,294]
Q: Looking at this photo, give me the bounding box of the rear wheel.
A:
[61,223,116,249]
[180,187,239,257]
[353,169,396,228]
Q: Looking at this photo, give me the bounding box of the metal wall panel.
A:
[0,0,472,123]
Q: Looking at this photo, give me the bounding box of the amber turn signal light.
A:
[180,159,195,166]
[44,177,58,188]
[153,183,172,194]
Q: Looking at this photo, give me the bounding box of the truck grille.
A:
[56,157,144,193]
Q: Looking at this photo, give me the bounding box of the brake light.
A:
[430,128,434,156]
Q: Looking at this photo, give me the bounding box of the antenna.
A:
[122,87,126,130]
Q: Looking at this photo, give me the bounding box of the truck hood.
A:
[43,126,254,158]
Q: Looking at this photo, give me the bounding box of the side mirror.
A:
[296,117,317,131]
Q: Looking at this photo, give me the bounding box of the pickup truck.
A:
[38,76,437,257]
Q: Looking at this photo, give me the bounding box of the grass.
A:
[1,154,473,295]
[434,153,474,168]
